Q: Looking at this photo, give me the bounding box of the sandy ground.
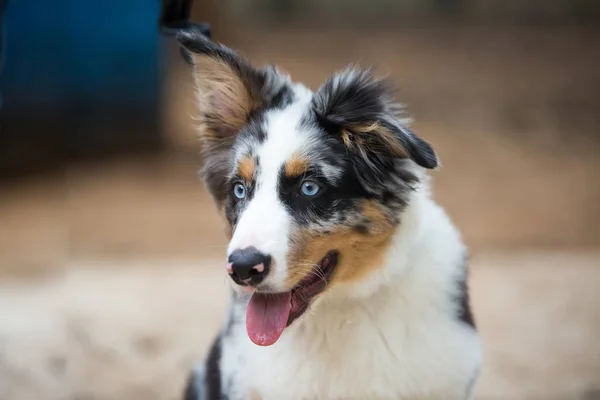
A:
[0,253,599,400]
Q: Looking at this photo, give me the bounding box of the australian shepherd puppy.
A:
[177,28,481,400]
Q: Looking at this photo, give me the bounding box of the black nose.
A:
[227,246,271,286]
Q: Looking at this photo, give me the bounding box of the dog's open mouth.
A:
[245,250,339,346]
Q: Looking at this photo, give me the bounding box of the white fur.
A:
[218,181,481,400]
[226,87,317,290]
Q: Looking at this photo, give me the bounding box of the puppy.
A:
[178,29,482,400]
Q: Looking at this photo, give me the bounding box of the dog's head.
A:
[178,30,438,346]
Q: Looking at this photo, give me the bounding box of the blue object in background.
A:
[0,0,164,176]
[3,0,160,107]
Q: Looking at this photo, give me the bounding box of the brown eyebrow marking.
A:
[238,157,256,181]
[284,153,309,178]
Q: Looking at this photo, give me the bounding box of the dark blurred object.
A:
[0,0,162,180]
[159,0,211,38]
[0,0,6,109]
[229,0,600,27]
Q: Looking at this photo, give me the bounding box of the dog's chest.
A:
[220,300,479,400]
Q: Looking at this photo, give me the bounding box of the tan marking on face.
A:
[285,200,397,288]
[238,157,256,182]
[284,153,309,178]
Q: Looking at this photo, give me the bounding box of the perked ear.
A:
[312,68,438,169]
[177,28,289,205]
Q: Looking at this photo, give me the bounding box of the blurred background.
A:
[1,0,599,399]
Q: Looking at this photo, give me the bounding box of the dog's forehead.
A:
[261,102,315,166]
[235,91,320,173]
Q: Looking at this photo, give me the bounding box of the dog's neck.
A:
[328,181,433,300]
[290,184,466,342]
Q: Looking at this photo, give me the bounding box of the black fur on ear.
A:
[312,68,438,169]
[176,27,294,206]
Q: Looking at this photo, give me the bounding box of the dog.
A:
[177,28,482,400]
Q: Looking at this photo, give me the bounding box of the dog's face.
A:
[178,30,438,346]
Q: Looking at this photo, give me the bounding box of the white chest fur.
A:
[223,294,479,400]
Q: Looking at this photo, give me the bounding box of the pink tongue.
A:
[246,292,292,346]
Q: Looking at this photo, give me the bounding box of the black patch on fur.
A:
[312,72,389,129]
[395,125,438,170]
[281,71,430,231]
[275,114,415,231]
[225,180,253,229]
[311,68,438,170]
[277,151,369,228]
[457,256,476,329]
[225,155,259,229]
[296,123,414,214]
[204,336,223,400]
[224,291,238,335]
[180,46,194,65]
[183,371,200,400]
[239,113,268,145]
[267,72,295,109]
[353,223,370,234]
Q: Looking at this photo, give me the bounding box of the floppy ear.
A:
[177,28,290,205]
[311,68,438,170]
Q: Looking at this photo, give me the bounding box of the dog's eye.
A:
[233,183,246,199]
[300,181,320,196]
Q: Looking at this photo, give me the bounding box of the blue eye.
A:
[233,183,246,199]
[300,181,320,196]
